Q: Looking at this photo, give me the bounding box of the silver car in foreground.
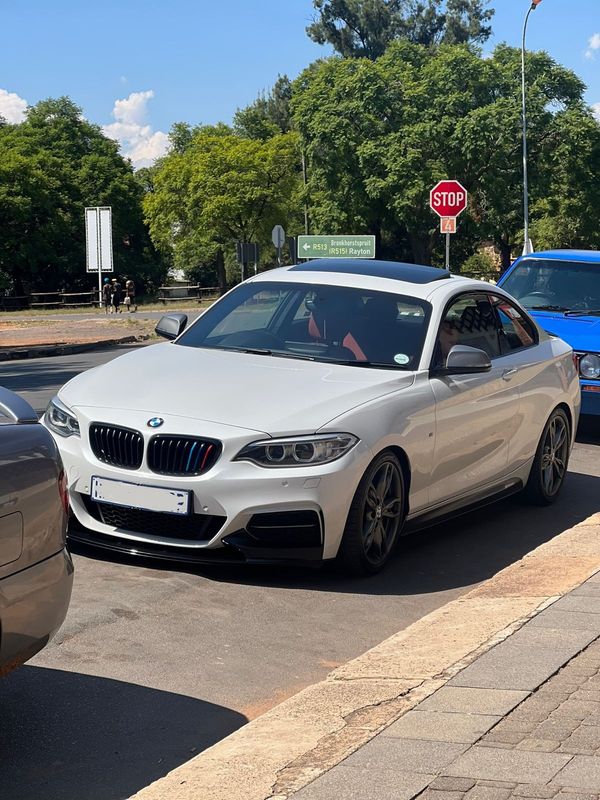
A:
[0,388,73,676]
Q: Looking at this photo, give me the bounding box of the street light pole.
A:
[521,0,542,256]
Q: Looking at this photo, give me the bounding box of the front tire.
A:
[524,407,570,506]
[337,451,405,576]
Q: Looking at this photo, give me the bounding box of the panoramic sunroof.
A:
[289,259,451,284]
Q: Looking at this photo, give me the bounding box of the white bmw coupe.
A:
[44,259,580,574]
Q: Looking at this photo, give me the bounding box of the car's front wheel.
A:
[337,451,405,576]
[524,407,571,506]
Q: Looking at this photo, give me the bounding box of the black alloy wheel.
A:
[524,407,570,505]
[338,451,405,575]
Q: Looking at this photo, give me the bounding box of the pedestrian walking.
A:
[111,278,123,313]
[102,277,112,314]
[125,278,137,312]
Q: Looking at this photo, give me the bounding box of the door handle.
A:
[502,368,518,381]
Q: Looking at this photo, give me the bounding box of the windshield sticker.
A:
[394,353,410,365]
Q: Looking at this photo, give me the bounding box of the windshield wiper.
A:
[216,346,317,361]
[218,346,273,355]
[529,305,571,312]
[270,351,316,361]
[319,359,407,370]
[564,309,600,317]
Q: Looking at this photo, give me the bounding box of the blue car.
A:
[498,250,600,416]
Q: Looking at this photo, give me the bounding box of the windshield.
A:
[176,281,431,369]
[502,259,600,314]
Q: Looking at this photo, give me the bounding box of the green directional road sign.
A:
[297,235,376,259]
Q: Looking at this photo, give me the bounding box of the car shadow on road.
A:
[68,419,600,599]
[70,466,600,601]
[0,665,246,800]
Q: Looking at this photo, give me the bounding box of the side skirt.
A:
[403,478,524,535]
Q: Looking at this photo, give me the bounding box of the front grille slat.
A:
[90,423,144,470]
[148,435,221,477]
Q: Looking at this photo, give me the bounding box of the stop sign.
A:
[430,180,468,218]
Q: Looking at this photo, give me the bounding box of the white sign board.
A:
[85,206,113,273]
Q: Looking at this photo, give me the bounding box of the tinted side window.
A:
[434,293,501,366]
[491,295,537,354]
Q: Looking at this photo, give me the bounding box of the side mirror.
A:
[436,344,492,375]
[0,386,38,424]
[155,313,188,340]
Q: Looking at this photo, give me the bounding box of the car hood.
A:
[528,310,600,352]
[60,342,414,436]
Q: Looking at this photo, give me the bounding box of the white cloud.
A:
[0,88,27,123]
[103,89,169,169]
[593,103,600,123]
[585,32,600,59]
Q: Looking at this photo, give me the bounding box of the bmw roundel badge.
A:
[147,417,164,428]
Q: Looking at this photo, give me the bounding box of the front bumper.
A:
[0,549,74,675]
[54,413,369,563]
[68,519,325,565]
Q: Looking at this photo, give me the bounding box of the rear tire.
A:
[524,407,570,506]
[337,451,405,576]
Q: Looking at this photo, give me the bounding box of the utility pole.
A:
[521,0,543,255]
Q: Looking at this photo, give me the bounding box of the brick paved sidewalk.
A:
[292,575,600,800]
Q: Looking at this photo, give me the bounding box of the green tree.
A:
[144,129,301,284]
[291,42,599,268]
[234,75,293,140]
[0,97,165,293]
[306,0,494,59]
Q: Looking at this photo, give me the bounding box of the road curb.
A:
[129,513,600,800]
[0,334,152,362]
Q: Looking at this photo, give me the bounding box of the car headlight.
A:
[45,396,80,437]
[579,354,600,380]
[235,433,359,467]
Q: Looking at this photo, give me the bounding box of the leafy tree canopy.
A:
[0,97,164,293]
[234,75,293,140]
[144,129,302,282]
[291,42,600,268]
[307,0,494,59]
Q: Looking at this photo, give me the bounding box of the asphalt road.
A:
[1,346,600,800]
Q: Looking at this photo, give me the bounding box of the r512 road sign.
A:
[298,235,375,259]
[430,180,468,219]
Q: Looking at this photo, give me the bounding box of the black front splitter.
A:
[67,526,326,568]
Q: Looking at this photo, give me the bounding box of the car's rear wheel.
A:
[337,451,405,576]
[524,407,570,506]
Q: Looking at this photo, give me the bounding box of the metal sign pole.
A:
[445,233,450,270]
[97,208,103,307]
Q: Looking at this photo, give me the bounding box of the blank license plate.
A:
[91,476,191,515]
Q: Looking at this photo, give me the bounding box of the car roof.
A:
[248,259,475,301]
[519,250,600,264]
[288,258,452,284]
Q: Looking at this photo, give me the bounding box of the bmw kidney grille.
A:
[89,424,220,476]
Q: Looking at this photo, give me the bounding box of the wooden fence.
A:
[0,290,96,311]
[0,286,221,311]
[157,285,220,304]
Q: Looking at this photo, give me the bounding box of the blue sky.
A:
[1,0,598,166]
